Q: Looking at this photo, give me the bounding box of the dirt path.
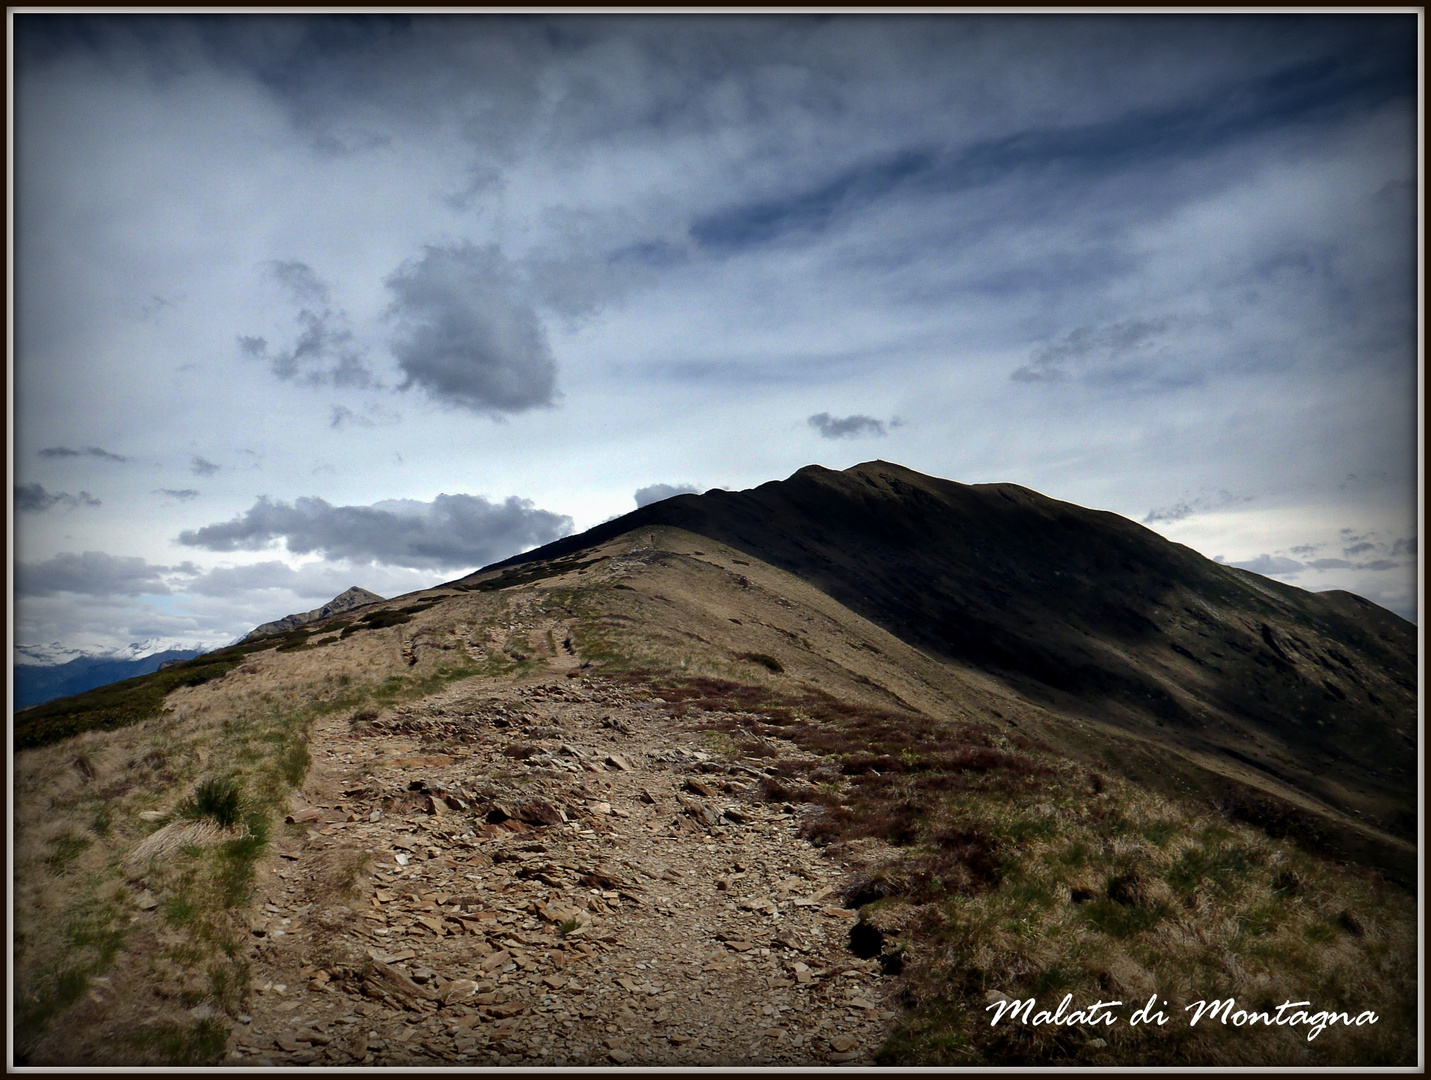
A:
[228,661,898,1066]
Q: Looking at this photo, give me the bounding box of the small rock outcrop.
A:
[244,587,385,641]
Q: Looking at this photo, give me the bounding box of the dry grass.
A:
[124,820,251,869]
[12,590,505,1063]
[603,668,1416,1067]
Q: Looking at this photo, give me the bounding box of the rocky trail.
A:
[229,659,900,1066]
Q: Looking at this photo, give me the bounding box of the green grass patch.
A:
[14,893,131,1054]
[178,778,245,829]
[458,556,606,593]
[44,832,93,873]
[124,1018,228,1066]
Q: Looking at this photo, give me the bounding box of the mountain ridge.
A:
[475,460,1416,854]
[242,586,386,641]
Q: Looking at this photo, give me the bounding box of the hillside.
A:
[489,461,1418,876]
[11,465,1418,1067]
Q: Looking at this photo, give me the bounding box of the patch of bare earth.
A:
[229,671,895,1066]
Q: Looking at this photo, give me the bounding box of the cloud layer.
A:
[38,445,129,462]
[11,15,1418,654]
[178,491,573,570]
[16,551,191,597]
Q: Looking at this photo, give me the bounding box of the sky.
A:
[10,13,1422,662]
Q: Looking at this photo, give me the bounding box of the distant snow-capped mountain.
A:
[12,640,219,710]
[14,637,207,667]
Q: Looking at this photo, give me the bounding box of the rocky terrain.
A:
[227,672,899,1066]
[244,586,386,641]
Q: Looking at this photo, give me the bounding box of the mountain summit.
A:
[243,586,385,641]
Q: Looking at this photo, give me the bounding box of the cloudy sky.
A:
[11,13,1420,661]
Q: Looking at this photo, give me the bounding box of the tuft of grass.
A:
[279,742,310,787]
[179,778,245,829]
[323,849,374,898]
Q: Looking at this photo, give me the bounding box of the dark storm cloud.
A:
[191,457,221,476]
[155,488,200,501]
[270,259,330,303]
[634,483,699,508]
[177,492,573,571]
[39,445,129,462]
[384,242,558,414]
[689,17,1413,253]
[16,550,196,597]
[240,261,374,388]
[15,483,101,512]
[807,413,889,439]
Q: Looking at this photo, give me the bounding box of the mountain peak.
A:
[243,586,385,641]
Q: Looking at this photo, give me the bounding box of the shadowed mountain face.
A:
[487,461,1417,848]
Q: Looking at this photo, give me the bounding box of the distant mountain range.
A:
[14,648,206,710]
[11,588,388,710]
